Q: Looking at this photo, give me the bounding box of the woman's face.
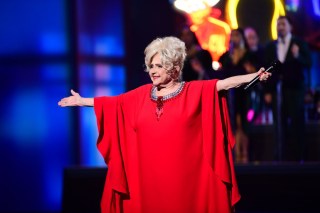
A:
[148,53,174,86]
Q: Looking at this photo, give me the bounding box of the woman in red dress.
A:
[59,36,270,213]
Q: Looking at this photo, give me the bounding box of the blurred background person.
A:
[179,26,214,81]
[244,27,265,74]
[264,15,312,162]
[219,28,256,163]
[244,26,270,126]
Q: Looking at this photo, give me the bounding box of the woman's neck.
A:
[155,80,181,96]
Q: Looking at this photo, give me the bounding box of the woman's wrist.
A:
[80,98,94,106]
[79,97,85,106]
[248,72,258,83]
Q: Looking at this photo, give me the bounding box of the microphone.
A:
[244,60,281,90]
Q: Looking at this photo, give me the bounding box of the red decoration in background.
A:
[187,7,231,62]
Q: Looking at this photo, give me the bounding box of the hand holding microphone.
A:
[244,60,281,90]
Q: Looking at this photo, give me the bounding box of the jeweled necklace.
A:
[150,81,185,121]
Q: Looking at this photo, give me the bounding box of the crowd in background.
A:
[179,16,318,163]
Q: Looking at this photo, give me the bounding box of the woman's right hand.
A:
[58,90,83,107]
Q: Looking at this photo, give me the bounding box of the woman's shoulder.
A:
[134,84,153,92]
[125,84,152,94]
[120,84,152,101]
[184,80,219,99]
[187,79,218,88]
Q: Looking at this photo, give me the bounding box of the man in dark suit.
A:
[264,15,312,161]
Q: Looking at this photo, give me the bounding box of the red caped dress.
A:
[94,80,241,213]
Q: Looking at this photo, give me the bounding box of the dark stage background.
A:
[0,0,320,212]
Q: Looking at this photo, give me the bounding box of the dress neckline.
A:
[150,81,186,102]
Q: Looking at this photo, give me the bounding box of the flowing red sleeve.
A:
[94,95,129,213]
[93,85,149,213]
[201,80,241,206]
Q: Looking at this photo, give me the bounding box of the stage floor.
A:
[62,162,320,213]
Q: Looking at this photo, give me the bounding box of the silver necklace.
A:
[150,81,185,101]
[150,81,186,121]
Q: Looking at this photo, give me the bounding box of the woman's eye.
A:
[156,64,163,69]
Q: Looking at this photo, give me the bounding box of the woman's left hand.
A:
[257,68,272,82]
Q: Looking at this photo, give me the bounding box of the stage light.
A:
[173,0,219,13]
[271,0,286,39]
[285,0,299,12]
[212,61,221,70]
[226,0,285,39]
[226,0,239,29]
[171,0,230,61]
[313,0,320,16]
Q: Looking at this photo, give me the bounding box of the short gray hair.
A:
[144,36,187,75]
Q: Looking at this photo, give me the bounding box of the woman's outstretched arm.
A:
[216,68,271,91]
[58,90,94,107]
